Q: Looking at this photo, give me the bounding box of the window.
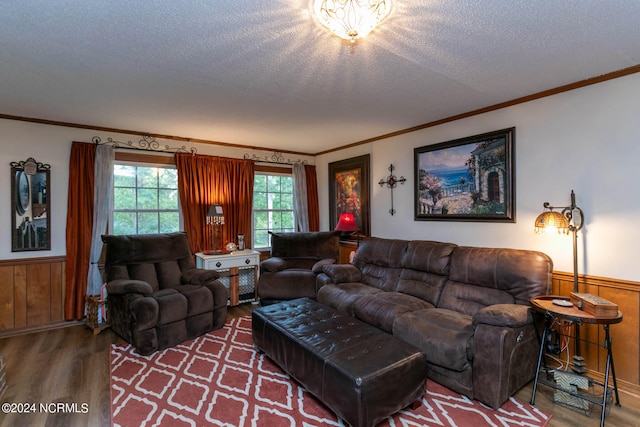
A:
[112,163,181,235]
[253,172,295,248]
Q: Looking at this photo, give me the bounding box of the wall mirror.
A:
[11,157,51,251]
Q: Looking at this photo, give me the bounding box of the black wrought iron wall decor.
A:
[11,157,51,251]
[92,135,197,154]
[378,164,406,215]
[243,151,307,165]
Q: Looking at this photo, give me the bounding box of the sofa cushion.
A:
[154,289,188,325]
[176,284,214,316]
[259,269,319,301]
[396,268,448,307]
[317,282,383,315]
[128,263,160,292]
[472,303,534,328]
[259,257,287,272]
[102,232,196,269]
[311,258,335,274]
[394,308,474,372]
[448,246,552,304]
[438,281,515,317]
[156,260,183,289]
[270,230,340,259]
[352,237,409,291]
[402,240,456,276]
[354,292,434,332]
[279,258,322,270]
[321,263,362,283]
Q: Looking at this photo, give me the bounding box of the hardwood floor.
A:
[0,302,638,427]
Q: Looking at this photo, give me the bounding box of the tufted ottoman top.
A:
[252,298,428,427]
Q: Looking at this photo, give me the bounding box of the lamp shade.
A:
[207,204,224,217]
[534,210,569,234]
[207,204,225,225]
[314,0,392,43]
[335,212,359,232]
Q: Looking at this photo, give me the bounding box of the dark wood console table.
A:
[529,295,622,427]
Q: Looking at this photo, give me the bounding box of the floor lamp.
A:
[534,189,585,373]
[204,204,225,255]
[534,190,584,292]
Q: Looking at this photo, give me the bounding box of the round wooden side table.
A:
[529,295,622,427]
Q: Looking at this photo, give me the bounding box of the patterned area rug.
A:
[110,317,552,427]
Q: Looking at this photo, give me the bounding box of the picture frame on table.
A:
[414,128,515,222]
[328,154,370,239]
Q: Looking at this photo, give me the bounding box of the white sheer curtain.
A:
[87,144,114,295]
[292,163,309,232]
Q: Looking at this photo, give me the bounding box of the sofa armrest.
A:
[472,320,540,409]
[181,268,220,286]
[312,258,336,274]
[106,279,153,295]
[260,257,287,273]
[472,304,533,328]
[321,263,362,283]
[130,296,160,331]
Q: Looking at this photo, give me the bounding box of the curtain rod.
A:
[92,136,197,154]
[243,152,307,166]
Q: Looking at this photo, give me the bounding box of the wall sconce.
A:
[534,190,584,292]
[204,204,225,255]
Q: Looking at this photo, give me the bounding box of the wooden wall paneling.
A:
[13,265,27,329]
[599,284,639,385]
[0,257,68,336]
[580,282,603,377]
[0,266,15,329]
[50,261,64,322]
[551,271,640,386]
[26,263,51,326]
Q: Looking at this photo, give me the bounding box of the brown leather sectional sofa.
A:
[317,236,552,409]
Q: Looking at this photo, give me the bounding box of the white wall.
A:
[0,120,313,260]
[2,73,638,281]
[316,73,640,282]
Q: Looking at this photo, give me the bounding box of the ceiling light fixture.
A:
[314,0,392,43]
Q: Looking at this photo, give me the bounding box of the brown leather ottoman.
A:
[252,298,428,427]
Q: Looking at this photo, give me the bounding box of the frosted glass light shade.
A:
[314,0,392,43]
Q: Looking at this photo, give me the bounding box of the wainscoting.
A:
[1,254,639,392]
[552,271,640,392]
[0,256,67,336]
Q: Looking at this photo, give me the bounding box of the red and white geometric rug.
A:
[111,317,552,427]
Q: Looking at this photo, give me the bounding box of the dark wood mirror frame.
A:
[11,157,51,252]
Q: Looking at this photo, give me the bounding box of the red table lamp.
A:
[335,212,360,247]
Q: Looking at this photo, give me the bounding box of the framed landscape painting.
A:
[329,154,370,238]
[414,128,515,222]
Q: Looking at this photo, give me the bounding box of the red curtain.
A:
[305,165,320,231]
[175,153,255,253]
[65,141,96,320]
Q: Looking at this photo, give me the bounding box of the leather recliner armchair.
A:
[257,231,340,305]
[102,232,228,355]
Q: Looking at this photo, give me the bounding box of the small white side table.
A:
[195,250,260,306]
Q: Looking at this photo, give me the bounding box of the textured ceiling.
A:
[1,1,639,155]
